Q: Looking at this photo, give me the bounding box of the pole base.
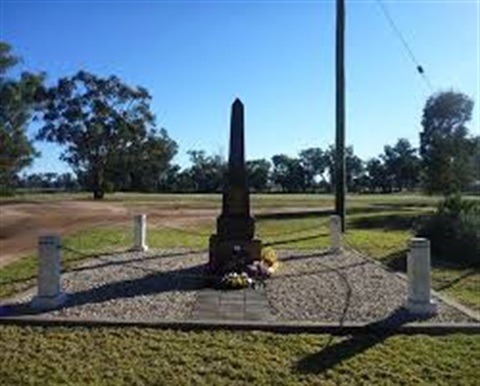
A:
[406,299,438,315]
[329,246,341,254]
[131,245,149,252]
[31,292,67,311]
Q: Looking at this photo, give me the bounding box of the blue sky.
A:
[1,0,479,174]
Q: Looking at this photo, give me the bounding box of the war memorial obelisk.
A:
[208,99,262,275]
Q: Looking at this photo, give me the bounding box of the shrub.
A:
[416,195,480,267]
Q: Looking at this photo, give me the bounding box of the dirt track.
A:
[0,198,332,268]
[0,200,219,268]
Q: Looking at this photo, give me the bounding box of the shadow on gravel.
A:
[295,307,432,375]
[0,260,207,318]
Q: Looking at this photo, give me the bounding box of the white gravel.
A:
[267,250,477,324]
[19,249,208,321]
[4,248,477,324]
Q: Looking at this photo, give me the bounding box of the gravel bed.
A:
[3,248,477,325]
[267,250,477,324]
[12,249,208,321]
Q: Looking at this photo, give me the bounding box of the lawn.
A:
[1,193,479,384]
[1,325,479,385]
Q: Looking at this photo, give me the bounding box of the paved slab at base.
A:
[191,288,274,321]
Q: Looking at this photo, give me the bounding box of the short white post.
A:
[133,214,148,252]
[31,235,66,310]
[406,238,437,315]
[330,215,341,253]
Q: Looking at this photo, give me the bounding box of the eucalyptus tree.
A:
[37,71,176,198]
[0,42,43,192]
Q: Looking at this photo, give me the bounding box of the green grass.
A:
[431,266,480,311]
[1,194,479,384]
[0,325,479,385]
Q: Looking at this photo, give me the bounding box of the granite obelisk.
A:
[208,99,261,275]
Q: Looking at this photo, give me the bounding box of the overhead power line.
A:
[375,0,434,92]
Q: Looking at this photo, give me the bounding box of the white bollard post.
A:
[406,238,437,315]
[31,235,67,310]
[133,214,148,252]
[330,215,341,253]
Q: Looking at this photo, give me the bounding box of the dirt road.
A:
[0,197,332,268]
[0,200,220,267]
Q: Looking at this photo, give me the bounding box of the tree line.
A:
[1,42,479,198]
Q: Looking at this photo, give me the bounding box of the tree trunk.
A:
[92,164,105,200]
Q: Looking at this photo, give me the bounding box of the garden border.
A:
[0,315,479,335]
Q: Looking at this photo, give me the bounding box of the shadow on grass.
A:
[256,209,334,220]
[379,250,478,293]
[348,212,427,231]
[255,205,407,221]
[381,249,408,272]
[263,233,328,248]
[295,308,432,375]
[380,248,478,271]
[67,248,208,274]
[434,268,478,292]
[369,202,435,209]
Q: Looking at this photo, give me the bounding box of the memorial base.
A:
[208,235,262,276]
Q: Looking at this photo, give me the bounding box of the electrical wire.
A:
[375,0,434,92]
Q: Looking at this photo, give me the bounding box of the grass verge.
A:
[1,326,479,385]
[1,196,479,385]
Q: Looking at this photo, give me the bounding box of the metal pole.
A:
[335,0,346,232]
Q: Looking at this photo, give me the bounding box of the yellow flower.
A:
[261,247,278,267]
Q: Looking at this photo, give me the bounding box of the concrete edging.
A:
[1,315,479,335]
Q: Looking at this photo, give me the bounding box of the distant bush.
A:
[416,195,480,267]
[0,185,16,196]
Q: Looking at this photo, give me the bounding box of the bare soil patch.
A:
[0,200,321,267]
[0,200,216,267]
